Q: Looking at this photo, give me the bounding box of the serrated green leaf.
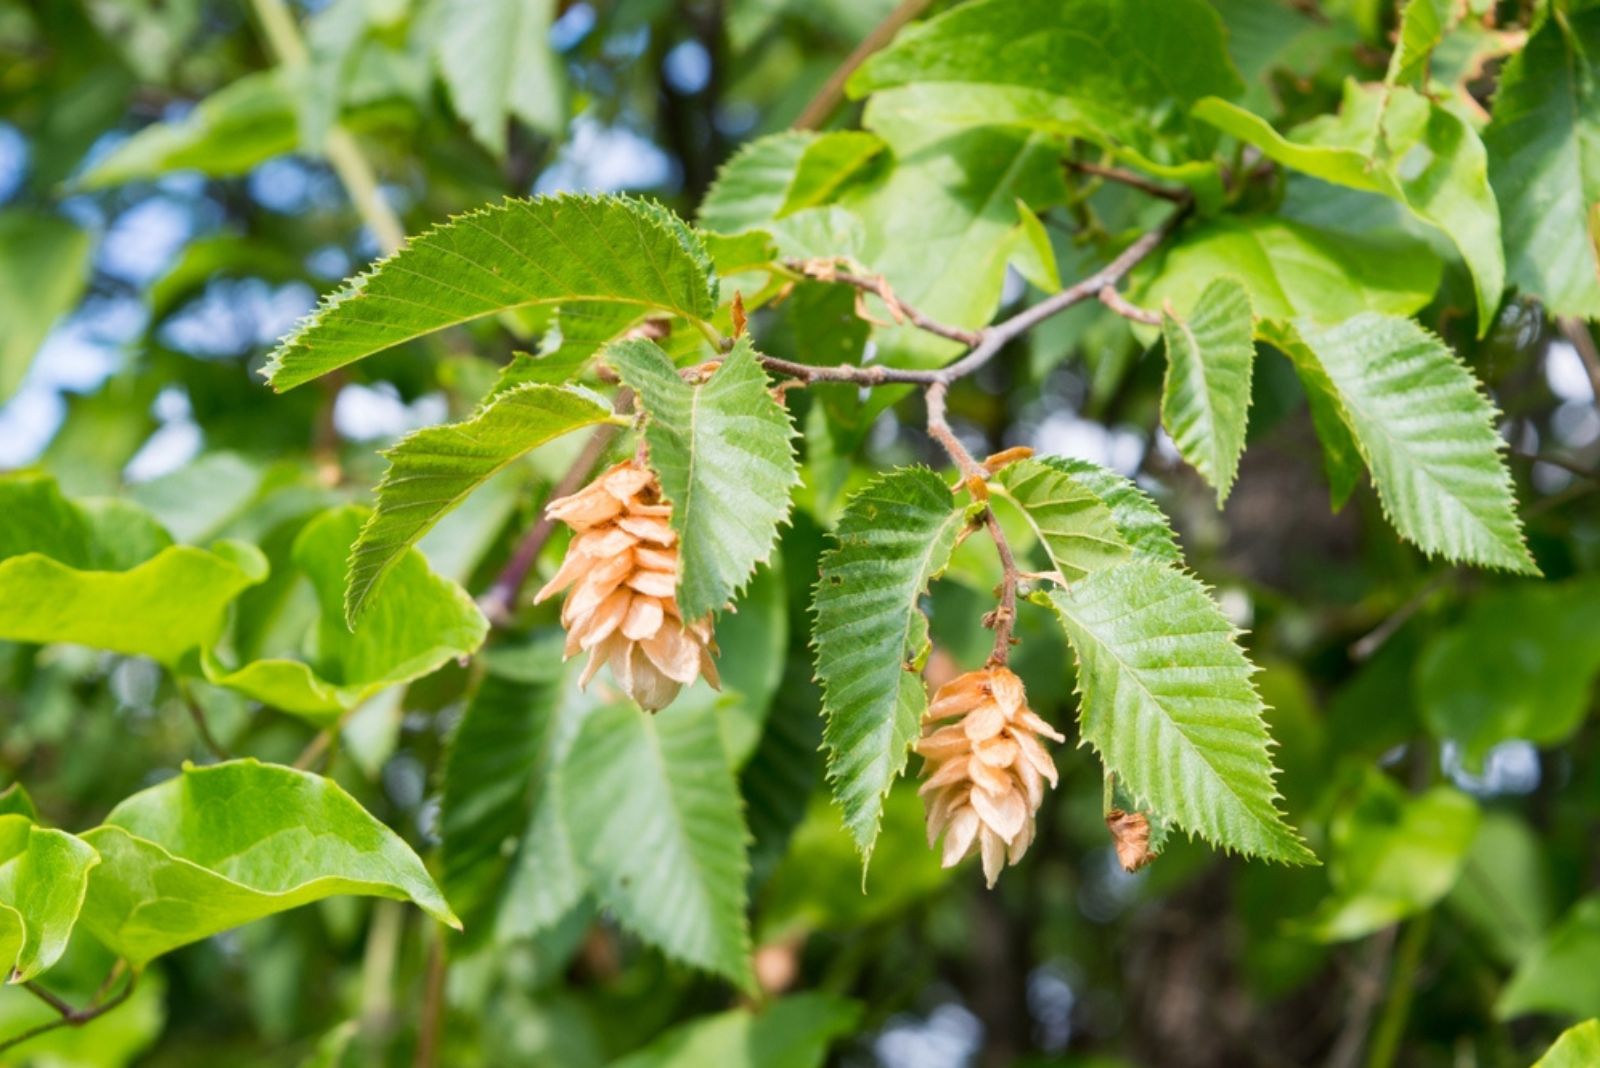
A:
[699,132,815,233]
[0,816,99,982]
[1534,1020,1600,1068]
[347,383,613,623]
[0,211,92,403]
[76,71,297,189]
[78,759,457,966]
[1038,456,1183,564]
[439,636,592,940]
[264,195,718,391]
[203,506,487,723]
[609,993,860,1068]
[1134,215,1440,325]
[847,0,1241,165]
[561,700,754,990]
[1300,769,1478,942]
[990,458,1129,581]
[1418,578,1600,764]
[0,474,268,668]
[608,338,797,620]
[1160,277,1255,502]
[1484,7,1600,319]
[1043,562,1313,864]
[815,468,964,860]
[1195,83,1503,334]
[435,0,562,157]
[1267,314,1536,574]
[1499,896,1600,1021]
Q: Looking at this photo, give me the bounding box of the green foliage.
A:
[264,195,719,390]
[609,994,860,1068]
[203,506,486,722]
[1159,277,1255,502]
[1196,84,1503,333]
[1500,897,1600,1021]
[0,211,91,402]
[0,474,268,667]
[0,816,99,982]
[990,458,1129,581]
[79,759,456,966]
[1037,457,1182,564]
[1534,1020,1600,1068]
[435,0,562,156]
[1302,769,1478,942]
[1267,314,1536,572]
[348,383,614,623]
[561,700,754,990]
[1484,5,1600,318]
[815,469,963,861]
[610,338,799,620]
[1418,578,1600,763]
[1043,563,1313,864]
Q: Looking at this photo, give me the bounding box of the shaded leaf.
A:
[1160,277,1255,502]
[562,700,754,989]
[1038,456,1182,564]
[1499,897,1600,1021]
[436,0,562,157]
[609,994,860,1068]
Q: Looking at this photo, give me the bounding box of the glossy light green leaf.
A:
[0,211,92,402]
[1300,770,1478,942]
[439,636,591,939]
[1160,277,1255,502]
[699,132,814,233]
[1267,315,1536,574]
[0,786,35,821]
[1388,0,1452,86]
[1534,1020,1600,1068]
[848,0,1242,164]
[1499,897,1600,1021]
[1043,562,1313,864]
[78,71,297,188]
[609,338,798,620]
[815,468,964,860]
[0,815,100,982]
[1195,84,1503,334]
[436,0,562,156]
[609,993,860,1068]
[1038,457,1182,564]
[0,474,268,667]
[840,106,1067,365]
[78,759,457,967]
[347,383,613,623]
[264,194,718,390]
[1134,215,1440,325]
[203,506,487,723]
[990,458,1129,582]
[562,699,754,990]
[1418,578,1600,764]
[1484,6,1600,319]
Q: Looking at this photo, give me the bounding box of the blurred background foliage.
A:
[1,0,1599,1066]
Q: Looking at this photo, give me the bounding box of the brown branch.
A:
[791,0,934,130]
[925,382,1021,665]
[2,970,138,1055]
[785,262,983,346]
[1065,159,1189,203]
[179,683,232,762]
[1097,285,1162,326]
[479,390,633,625]
[413,935,448,1068]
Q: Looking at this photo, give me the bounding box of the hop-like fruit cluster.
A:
[535,461,719,710]
[918,667,1063,886]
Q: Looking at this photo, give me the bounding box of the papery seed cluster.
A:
[536,461,719,710]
